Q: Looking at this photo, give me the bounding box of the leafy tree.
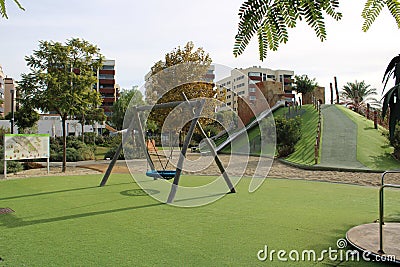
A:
[340,80,380,109]
[145,41,215,130]
[4,105,39,132]
[234,0,400,60]
[76,107,106,142]
[111,86,144,130]
[18,38,103,172]
[382,54,400,139]
[0,0,24,19]
[293,75,318,94]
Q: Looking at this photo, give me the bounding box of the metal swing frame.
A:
[99,96,236,203]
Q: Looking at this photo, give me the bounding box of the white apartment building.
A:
[217,66,294,111]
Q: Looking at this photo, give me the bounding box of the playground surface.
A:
[1,171,399,266]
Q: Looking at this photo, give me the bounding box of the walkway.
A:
[318,105,368,170]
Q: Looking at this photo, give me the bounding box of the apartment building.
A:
[95,59,119,117]
[217,66,294,111]
[0,66,4,116]
[4,77,17,116]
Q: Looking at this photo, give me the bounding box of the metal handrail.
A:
[378,171,400,254]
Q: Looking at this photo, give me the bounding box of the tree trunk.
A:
[81,117,85,143]
[62,114,67,172]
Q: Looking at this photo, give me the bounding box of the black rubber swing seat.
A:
[146,170,176,180]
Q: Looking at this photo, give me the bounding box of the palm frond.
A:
[233,0,341,60]
[386,0,400,29]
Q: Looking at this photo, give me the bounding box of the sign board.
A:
[3,134,50,178]
[4,134,50,160]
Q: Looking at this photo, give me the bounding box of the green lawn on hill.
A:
[0,173,399,266]
[337,105,400,171]
[222,104,319,165]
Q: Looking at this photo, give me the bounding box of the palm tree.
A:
[233,0,400,61]
[382,54,400,139]
[340,80,380,110]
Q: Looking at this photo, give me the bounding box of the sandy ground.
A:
[2,154,399,187]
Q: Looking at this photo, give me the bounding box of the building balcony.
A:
[99,69,115,75]
[99,79,115,85]
[102,97,116,103]
[99,88,116,94]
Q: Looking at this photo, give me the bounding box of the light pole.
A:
[10,88,14,134]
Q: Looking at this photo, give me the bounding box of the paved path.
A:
[318,105,368,170]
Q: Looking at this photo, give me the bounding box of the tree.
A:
[76,107,106,142]
[4,105,39,133]
[234,0,400,60]
[340,80,380,110]
[382,54,400,139]
[111,86,144,130]
[18,38,103,172]
[293,75,318,94]
[0,0,24,18]
[145,41,215,130]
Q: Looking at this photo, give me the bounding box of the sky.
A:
[0,0,399,103]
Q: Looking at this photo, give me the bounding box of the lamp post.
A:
[10,88,14,134]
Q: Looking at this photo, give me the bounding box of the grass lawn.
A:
[285,105,319,165]
[337,105,400,171]
[94,146,109,160]
[0,174,399,266]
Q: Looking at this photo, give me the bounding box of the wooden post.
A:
[334,76,339,104]
[330,83,334,104]
[315,136,319,165]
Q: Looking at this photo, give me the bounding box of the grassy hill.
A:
[219,104,400,171]
[337,105,400,171]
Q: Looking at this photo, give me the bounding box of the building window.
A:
[249,96,256,101]
[248,72,261,77]
[102,65,114,70]
[99,74,114,80]
[249,88,256,93]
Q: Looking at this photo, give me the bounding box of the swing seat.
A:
[146,170,176,180]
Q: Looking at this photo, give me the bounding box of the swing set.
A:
[99,95,236,203]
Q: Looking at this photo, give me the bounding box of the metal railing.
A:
[378,170,400,254]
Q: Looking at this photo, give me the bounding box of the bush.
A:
[104,146,125,160]
[261,115,301,158]
[50,137,95,161]
[390,122,400,159]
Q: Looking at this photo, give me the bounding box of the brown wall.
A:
[302,86,325,105]
[237,80,288,126]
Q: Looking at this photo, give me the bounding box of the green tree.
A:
[340,80,380,109]
[76,107,106,142]
[293,75,318,94]
[5,105,39,133]
[18,38,103,172]
[111,86,144,130]
[382,54,400,139]
[0,0,24,18]
[234,0,400,60]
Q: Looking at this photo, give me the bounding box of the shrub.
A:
[104,146,125,160]
[261,115,301,158]
[77,146,95,161]
[390,122,400,160]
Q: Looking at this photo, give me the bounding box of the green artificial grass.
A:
[0,174,399,266]
[285,105,319,165]
[337,105,400,171]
